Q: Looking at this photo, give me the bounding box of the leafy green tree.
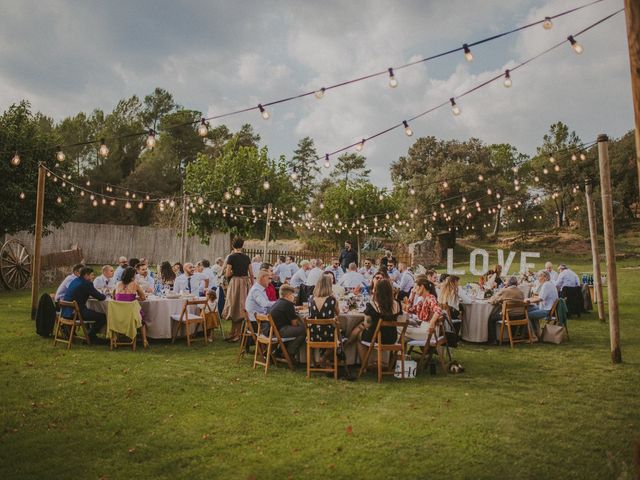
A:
[332,153,370,184]
[141,88,177,131]
[289,136,320,201]
[0,101,75,234]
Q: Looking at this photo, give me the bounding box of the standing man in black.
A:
[339,240,358,272]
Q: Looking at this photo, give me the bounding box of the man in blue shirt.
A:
[245,270,276,325]
[62,267,107,342]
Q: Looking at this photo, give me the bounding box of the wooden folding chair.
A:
[406,314,448,373]
[358,319,408,383]
[498,300,534,348]
[252,314,296,375]
[53,300,95,349]
[107,300,147,351]
[171,299,210,346]
[439,303,462,336]
[237,310,257,363]
[304,318,341,380]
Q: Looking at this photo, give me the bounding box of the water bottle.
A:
[154,281,162,297]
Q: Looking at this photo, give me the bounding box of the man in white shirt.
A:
[135,262,155,293]
[555,264,580,290]
[93,265,116,291]
[339,263,367,289]
[305,259,324,287]
[290,260,310,288]
[359,258,376,287]
[250,255,262,281]
[200,259,218,291]
[527,270,559,335]
[544,262,559,283]
[55,263,84,301]
[174,262,199,294]
[393,263,415,300]
[245,270,275,323]
[113,256,128,282]
[325,258,344,283]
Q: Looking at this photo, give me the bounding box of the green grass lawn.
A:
[1,254,639,479]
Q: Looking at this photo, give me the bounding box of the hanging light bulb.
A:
[290,168,298,181]
[463,43,473,62]
[314,87,325,99]
[543,16,553,30]
[124,201,132,209]
[92,199,98,207]
[101,198,107,205]
[409,188,415,195]
[56,196,62,204]
[146,129,156,149]
[323,154,330,169]
[56,147,65,162]
[349,198,354,205]
[568,35,583,54]
[233,185,242,196]
[355,139,365,152]
[554,164,560,172]
[10,152,21,166]
[487,188,493,195]
[549,156,556,163]
[138,201,144,209]
[169,199,176,208]
[580,152,586,161]
[86,180,91,187]
[19,192,25,200]
[503,69,512,88]
[197,196,204,205]
[543,167,549,174]
[477,174,484,182]
[99,139,109,157]
[571,153,578,161]
[262,177,270,190]
[222,191,230,201]
[258,104,270,120]
[442,181,449,189]
[388,67,398,88]
[378,194,384,201]
[319,202,324,209]
[197,118,209,137]
[80,190,85,197]
[402,120,413,136]
[450,98,461,116]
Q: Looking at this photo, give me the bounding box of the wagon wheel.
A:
[0,239,32,290]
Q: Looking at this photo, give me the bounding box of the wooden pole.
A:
[624,0,640,200]
[263,203,272,262]
[180,193,188,265]
[597,134,622,363]
[356,232,361,267]
[30,163,45,319]
[584,178,605,322]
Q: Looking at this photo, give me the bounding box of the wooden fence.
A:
[4,222,230,266]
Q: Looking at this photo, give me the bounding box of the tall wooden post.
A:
[584,178,605,322]
[263,203,272,262]
[180,193,188,265]
[597,135,621,363]
[30,163,46,319]
[624,0,640,199]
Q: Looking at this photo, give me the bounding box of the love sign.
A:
[446,248,540,276]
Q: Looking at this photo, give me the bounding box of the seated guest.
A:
[290,260,310,289]
[544,261,559,283]
[173,262,199,294]
[139,258,154,278]
[284,255,299,280]
[493,264,504,287]
[245,269,276,325]
[386,259,401,283]
[115,266,147,347]
[370,269,388,295]
[487,276,525,344]
[555,264,580,290]
[526,270,559,336]
[403,277,443,341]
[305,259,324,288]
[339,262,367,289]
[273,256,287,285]
[393,263,414,301]
[267,284,306,360]
[324,258,344,283]
[359,258,376,287]
[114,256,129,282]
[260,263,278,301]
[93,265,116,291]
[172,262,184,276]
[128,258,140,269]
[159,261,176,289]
[55,263,85,302]
[438,275,472,319]
[308,274,340,342]
[352,279,403,361]
[380,251,397,269]
[135,262,155,293]
[61,267,106,342]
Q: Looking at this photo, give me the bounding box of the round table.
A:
[88,296,201,339]
[461,301,495,343]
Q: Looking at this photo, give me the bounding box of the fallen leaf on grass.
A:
[346,425,353,435]
[202,434,210,440]
[319,400,327,406]
[79,380,87,385]
[128,448,136,454]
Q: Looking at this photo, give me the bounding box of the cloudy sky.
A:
[0,0,632,187]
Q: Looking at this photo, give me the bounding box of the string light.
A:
[543,16,553,30]
[568,35,583,54]
[99,139,109,158]
[19,192,25,200]
[10,152,21,166]
[56,147,65,162]
[258,104,270,120]
[125,201,132,209]
[169,199,176,208]
[450,98,461,116]
[224,191,232,200]
[138,202,144,209]
[56,196,62,204]
[549,156,556,163]
[571,153,577,161]
[503,69,512,88]
[554,164,560,172]
[323,154,331,169]
[355,139,365,152]
[197,118,209,137]
[314,87,325,99]
[233,185,242,196]
[409,188,416,195]
[463,44,473,62]
[388,68,398,88]
[262,177,270,190]
[477,174,484,182]
[580,152,586,160]
[197,196,204,205]
[290,168,298,181]
[402,120,413,136]
[146,130,156,149]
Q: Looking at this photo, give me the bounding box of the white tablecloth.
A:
[88,297,200,339]
[461,301,495,342]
